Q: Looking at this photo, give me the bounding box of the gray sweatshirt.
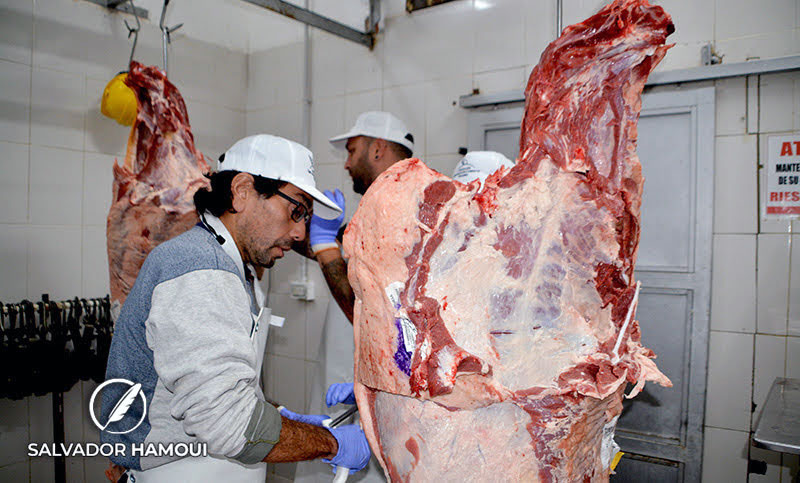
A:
[101,218,281,471]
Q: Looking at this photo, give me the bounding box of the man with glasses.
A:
[102,134,370,482]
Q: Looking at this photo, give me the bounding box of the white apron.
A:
[129,277,280,483]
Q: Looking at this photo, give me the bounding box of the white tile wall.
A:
[757,234,791,335]
[425,76,471,157]
[342,38,383,96]
[710,235,757,333]
[27,225,82,300]
[30,67,85,151]
[424,153,462,178]
[788,336,800,378]
[715,77,747,136]
[264,103,304,145]
[791,235,800,336]
[752,335,787,428]
[714,0,795,42]
[0,397,29,467]
[0,225,28,301]
[305,296,329,362]
[760,73,796,134]
[717,29,797,65]
[313,164,346,205]
[343,90,382,134]
[267,293,306,359]
[29,145,83,226]
[705,331,754,432]
[187,101,246,160]
[522,0,556,66]
[383,83,426,156]
[0,60,31,144]
[82,226,109,297]
[654,41,705,72]
[270,354,306,411]
[169,40,248,111]
[310,96,345,164]
[796,71,800,133]
[0,141,29,224]
[82,152,115,227]
[311,31,348,100]
[713,135,757,233]
[0,0,33,65]
[473,2,525,73]
[381,3,475,88]
[701,427,750,483]
[473,67,527,96]
[653,0,713,46]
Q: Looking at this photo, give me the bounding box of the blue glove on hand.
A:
[310,189,346,251]
[279,407,329,427]
[323,424,371,474]
[326,383,356,407]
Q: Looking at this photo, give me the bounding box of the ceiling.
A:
[131,0,373,53]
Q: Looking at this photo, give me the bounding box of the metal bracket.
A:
[701,43,723,66]
[84,0,149,20]
[240,0,377,49]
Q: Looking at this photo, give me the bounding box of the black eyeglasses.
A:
[275,191,312,223]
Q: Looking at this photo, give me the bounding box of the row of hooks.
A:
[0,295,113,399]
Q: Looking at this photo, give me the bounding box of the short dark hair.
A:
[388,140,412,160]
[194,170,287,217]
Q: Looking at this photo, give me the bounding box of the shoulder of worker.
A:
[141,224,240,282]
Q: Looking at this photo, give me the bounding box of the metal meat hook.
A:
[159,0,183,76]
[123,0,140,68]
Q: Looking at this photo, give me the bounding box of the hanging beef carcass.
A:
[106,62,210,312]
[344,0,674,480]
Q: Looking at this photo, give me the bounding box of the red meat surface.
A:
[344,1,674,480]
[106,62,209,311]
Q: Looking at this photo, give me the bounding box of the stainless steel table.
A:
[753,377,800,454]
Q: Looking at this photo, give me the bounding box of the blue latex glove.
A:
[279,407,329,427]
[309,189,346,249]
[326,383,356,407]
[323,424,371,474]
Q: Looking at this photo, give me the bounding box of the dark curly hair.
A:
[194,170,287,217]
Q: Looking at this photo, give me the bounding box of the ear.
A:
[230,172,254,213]
[370,138,389,161]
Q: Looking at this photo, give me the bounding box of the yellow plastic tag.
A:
[610,451,624,471]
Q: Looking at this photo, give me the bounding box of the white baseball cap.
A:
[329,111,414,154]
[219,134,342,219]
[452,151,515,186]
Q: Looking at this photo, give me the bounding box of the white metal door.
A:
[466,87,715,482]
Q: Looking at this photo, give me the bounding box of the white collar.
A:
[202,212,246,279]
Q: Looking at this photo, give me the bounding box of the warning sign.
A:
[765,136,800,218]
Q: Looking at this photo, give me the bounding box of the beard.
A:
[352,176,368,195]
[349,151,372,195]
[246,234,293,270]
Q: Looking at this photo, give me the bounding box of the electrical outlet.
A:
[289,281,315,301]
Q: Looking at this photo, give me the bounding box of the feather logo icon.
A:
[89,379,148,435]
